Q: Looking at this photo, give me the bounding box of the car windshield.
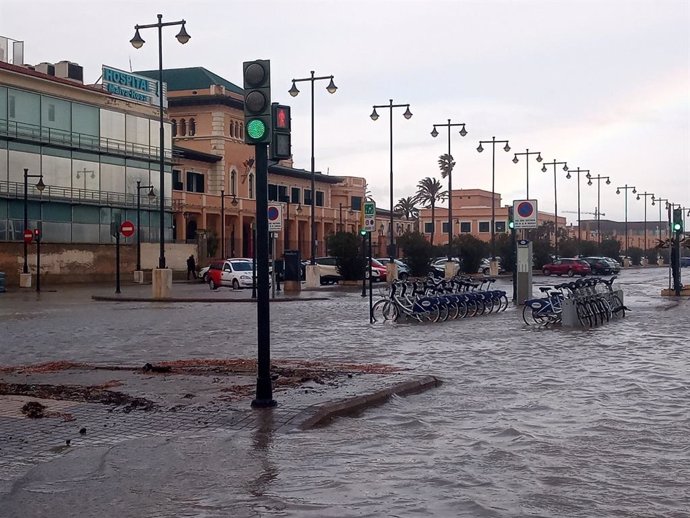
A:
[230,261,253,271]
[371,259,384,267]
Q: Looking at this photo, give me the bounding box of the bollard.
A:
[0,272,5,293]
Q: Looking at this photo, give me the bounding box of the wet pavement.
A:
[0,268,688,517]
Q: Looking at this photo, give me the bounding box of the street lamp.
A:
[616,184,637,257]
[131,14,190,269]
[431,119,467,262]
[477,137,510,261]
[220,190,238,258]
[586,173,611,246]
[136,180,155,271]
[338,202,354,232]
[565,167,589,254]
[512,149,543,199]
[651,196,670,240]
[23,168,45,275]
[636,191,654,254]
[280,196,302,251]
[541,159,569,257]
[371,99,412,266]
[289,70,337,265]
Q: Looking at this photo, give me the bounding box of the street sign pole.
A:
[115,230,121,294]
[369,231,373,323]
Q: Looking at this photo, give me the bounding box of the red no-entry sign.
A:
[120,220,135,237]
[23,229,33,244]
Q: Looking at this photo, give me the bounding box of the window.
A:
[442,222,450,233]
[495,221,506,233]
[186,171,204,193]
[304,189,312,205]
[48,104,55,122]
[172,169,183,190]
[351,196,362,211]
[239,123,243,139]
[278,185,288,201]
[424,222,434,233]
[315,191,324,207]
[229,120,234,138]
[171,119,177,137]
[268,184,278,201]
[248,173,254,199]
[189,118,196,136]
[460,222,471,233]
[479,221,490,233]
[230,170,236,195]
[291,187,300,204]
[179,118,186,136]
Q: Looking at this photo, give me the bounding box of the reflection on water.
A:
[247,409,278,498]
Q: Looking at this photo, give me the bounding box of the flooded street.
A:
[1,268,689,517]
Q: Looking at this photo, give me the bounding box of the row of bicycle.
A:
[371,275,508,323]
[523,276,626,327]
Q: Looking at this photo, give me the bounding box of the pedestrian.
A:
[187,255,197,280]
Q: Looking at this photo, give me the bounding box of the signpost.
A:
[268,204,282,232]
[23,229,33,244]
[363,201,376,232]
[114,219,134,294]
[120,220,135,237]
[513,199,538,229]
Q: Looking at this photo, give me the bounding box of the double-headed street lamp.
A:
[289,71,337,264]
[565,167,589,253]
[616,184,637,256]
[135,180,156,271]
[541,159,569,257]
[512,149,543,199]
[431,119,467,262]
[636,191,654,253]
[220,190,238,258]
[130,14,190,269]
[23,168,45,275]
[371,99,413,264]
[477,137,510,261]
[586,173,611,245]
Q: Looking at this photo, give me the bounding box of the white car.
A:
[207,259,255,290]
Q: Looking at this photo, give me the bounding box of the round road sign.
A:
[120,220,135,237]
[268,206,280,221]
[517,201,535,218]
[23,229,33,244]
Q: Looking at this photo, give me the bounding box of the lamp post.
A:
[565,167,589,254]
[136,180,155,271]
[280,196,301,251]
[289,71,337,265]
[616,184,637,257]
[23,168,45,275]
[651,196,670,239]
[431,119,467,262]
[477,137,510,260]
[636,191,654,254]
[541,159,569,257]
[512,148,543,199]
[586,173,611,246]
[220,190,238,258]
[371,99,412,266]
[131,14,190,269]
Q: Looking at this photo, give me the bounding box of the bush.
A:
[645,248,658,264]
[398,231,434,277]
[453,234,487,274]
[628,247,644,266]
[600,239,621,261]
[532,238,552,269]
[327,231,366,280]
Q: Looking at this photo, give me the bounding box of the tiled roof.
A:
[136,67,242,94]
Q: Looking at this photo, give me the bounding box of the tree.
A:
[627,246,644,266]
[397,231,434,277]
[438,153,455,179]
[452,234,487,274]
[599,238,621,261]
[327,231,366,281]
[414,177,447,247]
[394,196,419,221]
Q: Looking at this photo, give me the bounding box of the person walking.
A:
[186,255,197,280]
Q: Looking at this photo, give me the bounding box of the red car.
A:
[542,258,591,277]
[367,259,387,282]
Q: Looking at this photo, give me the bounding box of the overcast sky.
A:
[2,0,688,223]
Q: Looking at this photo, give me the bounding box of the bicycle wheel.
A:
[447,301,460,320]
[371,299,398,322]
[457,300,469,319]
[610,295,625,319]
[576,302,592,327]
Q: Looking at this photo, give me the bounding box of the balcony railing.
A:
[0,119,171,161]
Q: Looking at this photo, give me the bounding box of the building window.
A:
[48,103,56,122]
[291,187,301,204]
[442,222,450,233]
[315,191,324,207]
[239,123,244,139]
[171,119,177,137]
[495,221,506,233]
[179,118,187,136]
[479,221,490,233]
[424,222,434,233]
[460,221,471,233]
[351,196,362,211]
[229,120,234,138]
[248,173,254,199]
[8,95,15,118]
[172,169,183,190]
[268,184,278,201]
[186,171,204,193]
[230,170,236,195]
[235,122,240,139]
[278,185,288,201]
[189,118,196,136]
[304,189,312,205]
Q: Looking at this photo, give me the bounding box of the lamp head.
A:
[616,188,621,195]
[175,23,191,44]
[326,77,337,94]
[503,143,510,152]
[536,154,543,162]
[586,171,591,179]
[605,178,611,185]
[636,194,640,201]
[403,106,413,119]
[288,81,300,97]
[477,143,484,153]
[369,108,379,121]
[566,172,571,179]
[512,155,519,164]
[431,127,439,138]
[459,126,467,137]
[296,204,303,214]
[588,180,593,186]
[147,187,156,199]
[632,187,637,194]
[231,194,238,206]
[36,176,46,192]
[130,28,145,49]
[563,164,568,171]
[651,199,655,206]
[541,165,547,173]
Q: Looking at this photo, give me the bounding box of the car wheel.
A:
[209,279,218,290]
[543,268,551,276]
[203,272,209,283]
[567,269,575,277]
[232,279,240,290]
[399,272,409,281]
[483,268,490,275]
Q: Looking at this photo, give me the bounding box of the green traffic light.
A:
[359,229,367,236]
[673,222,682,231]
[246,119,267,140]
[508,221,515,230]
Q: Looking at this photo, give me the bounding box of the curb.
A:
[91,296,329,303]
[292,375,442,430]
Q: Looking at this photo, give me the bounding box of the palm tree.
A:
[395,196,419,221]
[414,177,448,246]
[438,153,455,179]
[364,183,375,202]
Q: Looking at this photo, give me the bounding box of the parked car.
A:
[367,258,387,282]
[680,256,690,268]
[542,258,591,277]
[430,257,462,277]
[478,258,504,275]
[375,258,410,280]
[207,259,256,290]
[582,256,620,275]
[314,256,342,285]
[199,265,211,283]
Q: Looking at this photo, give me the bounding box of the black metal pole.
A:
[553,165,558,257]
[389,99,394,262]
[361,233,367,297]
[447,120,452,261]
[116,230,121,294]
[491,137,496,261]
[368,231,373,322]
[577,170,581,253]
[625,189,628,256]
[251,225,257,299]
[526,150,530,199]
[23,169,28,274]
[221,189,225,258]
[511,223,517,302]
[157,15,166,269]
[597,181,601,246]
[36,222,41,293]
[136,180,142,271]
[252,143,275,408]
[310,71,316,265]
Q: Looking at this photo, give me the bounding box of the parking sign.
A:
[363,201,376,232]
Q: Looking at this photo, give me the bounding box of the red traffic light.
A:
[275,105,290,130]
[33,228,40,237]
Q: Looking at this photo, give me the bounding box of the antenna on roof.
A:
[129,57,133,72]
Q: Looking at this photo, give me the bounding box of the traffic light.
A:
[508,206,515,230]
[270,103,291,160]
[359,228,367,236]
[33,228,40,240]
[672,208,683,233]
[243,60,271,145]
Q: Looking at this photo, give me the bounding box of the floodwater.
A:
[1,269,689,517]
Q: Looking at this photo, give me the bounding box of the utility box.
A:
[516,239,533,305]
[283,250,301,293]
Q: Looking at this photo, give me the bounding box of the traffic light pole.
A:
[252,144,276,408]
[369,231,374,323]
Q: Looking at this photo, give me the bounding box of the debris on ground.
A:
[21,401,47,418]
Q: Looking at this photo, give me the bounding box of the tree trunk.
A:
[430,203,435,246]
